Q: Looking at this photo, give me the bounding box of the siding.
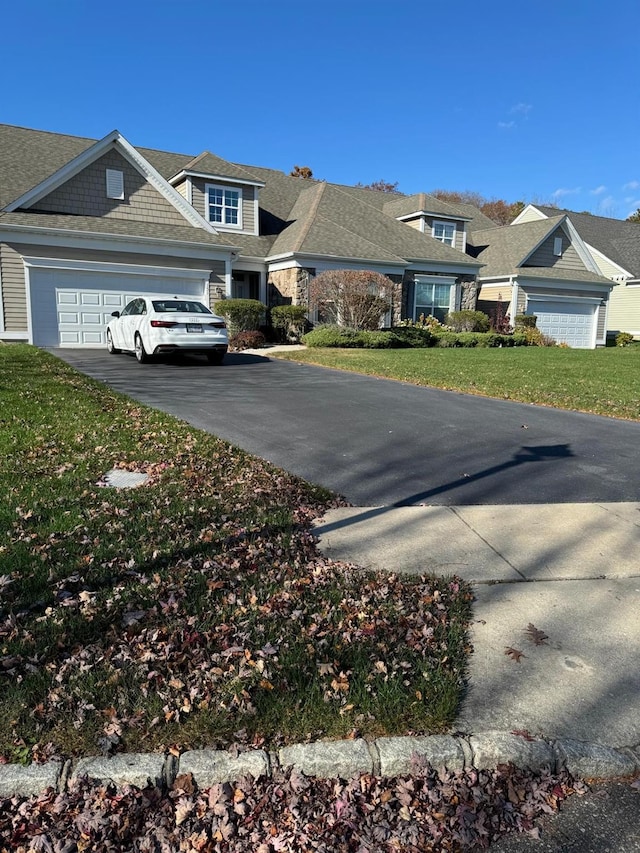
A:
[596,303,607,340]
[174,180,189,200]
[0,243,27,330]
[586,244,630,280]
[524,227,586,271]
[477,284,511,302]
[606,282,640,335]
[423,216,466,252]
[191,178,256,234]
[32,149,187,227]
[513,207,546,224]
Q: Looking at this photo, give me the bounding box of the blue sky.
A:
[4,0,640,218]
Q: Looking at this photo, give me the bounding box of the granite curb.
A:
[2,732,638,797]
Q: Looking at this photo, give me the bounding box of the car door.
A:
[117,299,142,350]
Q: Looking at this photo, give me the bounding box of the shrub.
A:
[383,326,435,347]
[514,314,538,329]
[616,331,635,347]
[520,327,558,347]
[229,330,266,351]
[302,326,363,348]
[215,299,265,335]
[445,310,490,332]
[270,305,309,342]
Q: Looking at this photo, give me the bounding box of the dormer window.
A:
[553,236,563,256]
[206,184,242,229]
[106,169,124,200]
[432,220,455,247]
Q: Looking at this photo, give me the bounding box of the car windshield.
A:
[151,300,212,314]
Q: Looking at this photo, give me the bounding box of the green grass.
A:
[0,345,472,761]
[276,346,640,420]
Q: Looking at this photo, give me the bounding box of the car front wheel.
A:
[106,329,120,354]
[134,333,150,363]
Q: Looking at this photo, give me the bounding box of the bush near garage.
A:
[270,305,309,342]
[514,314,538,329]
[214,299,265,336]
[615,331,635,347]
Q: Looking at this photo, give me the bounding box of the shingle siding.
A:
[0,242,27,330]
[423,216,466,252]
[524,228,585,271]
[31,149,187,227]
[191,178,256,233]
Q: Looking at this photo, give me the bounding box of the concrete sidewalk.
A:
[314,503,640,748]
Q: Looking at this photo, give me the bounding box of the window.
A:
[106,169,124,200]
[553,236,563,256]
[206,184,242,228]
[432,220,456,247]
[414,279,454,323]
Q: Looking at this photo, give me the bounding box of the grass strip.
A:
[0,345,472,761]
[276,346,640,420]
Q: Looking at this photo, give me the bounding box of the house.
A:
[0,124,484,348]
[467,214,614,348]
[512,204,640,340]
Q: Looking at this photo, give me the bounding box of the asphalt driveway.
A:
[52,348,640,507]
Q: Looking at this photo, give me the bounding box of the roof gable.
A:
[173,152,265,186]
[5,129,216,233]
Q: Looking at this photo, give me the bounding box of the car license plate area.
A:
[186,324,203,333]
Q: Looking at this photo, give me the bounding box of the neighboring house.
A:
[513,204,640,339]
[468,214,614,348]
[0,124,483,348]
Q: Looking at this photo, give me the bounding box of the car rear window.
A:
[152,300,212,314]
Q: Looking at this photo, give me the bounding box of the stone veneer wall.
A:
[267,268,315,307]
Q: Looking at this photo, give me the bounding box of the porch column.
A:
[224,258,233,298]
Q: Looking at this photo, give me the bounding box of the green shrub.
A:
[382,326,435,348]
[270,305,309,342]
[445,310,490,332]
[514,314,538,329]
[302,326,363,348]
[616,331,635,347]
[214,299,265,335]
[229,330,267,351]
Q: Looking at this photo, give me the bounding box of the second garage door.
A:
[28,266,208,347]
[529,299,596,349]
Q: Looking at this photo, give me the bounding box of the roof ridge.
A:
[291,182,328,252]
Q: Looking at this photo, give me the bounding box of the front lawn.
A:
[276,346,640,420]
[0,345,471,761]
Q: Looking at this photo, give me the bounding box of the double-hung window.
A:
[432,220,456,247]
[206,184,242,228]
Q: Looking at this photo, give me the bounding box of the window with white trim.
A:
[206,184,242,228]
[413,276,456,323]
[432,220,456,247]
[553,236,563,256]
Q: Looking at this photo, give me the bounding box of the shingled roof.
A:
[471,216,612,285]
[535,205,640,277]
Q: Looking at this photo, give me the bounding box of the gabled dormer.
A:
[169,152,265,237]
[383,193,472,253]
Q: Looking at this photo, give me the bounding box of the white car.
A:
[106,296,228,364]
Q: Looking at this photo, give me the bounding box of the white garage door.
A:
[530,300,596,349]
[29,267,207,347]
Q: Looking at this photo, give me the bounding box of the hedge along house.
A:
[468,214,614,348]
[0,124,483,347]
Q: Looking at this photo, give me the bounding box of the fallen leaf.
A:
[505,647,525,663]
[525,623,549,645]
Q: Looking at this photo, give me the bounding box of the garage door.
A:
[29,267,207,347]
[530,300,596,349]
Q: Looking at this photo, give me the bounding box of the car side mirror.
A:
[111,311,120,318]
